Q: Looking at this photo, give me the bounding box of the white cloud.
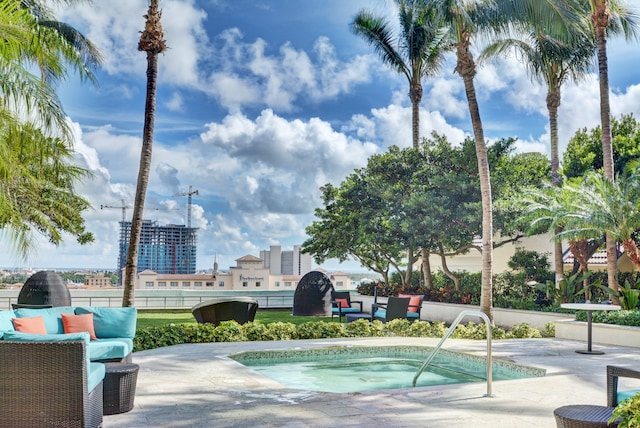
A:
[165,92,184,112]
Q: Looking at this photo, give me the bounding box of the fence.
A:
[0,289,295,311]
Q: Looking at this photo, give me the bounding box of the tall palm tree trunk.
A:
[547,86,565,285]
[122,0,166,307]
[593,0,619,293]
[410,80,423,149]
[456,39,493,321]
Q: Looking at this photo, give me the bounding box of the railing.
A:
[412,309,494,397]
[0,292,294,310]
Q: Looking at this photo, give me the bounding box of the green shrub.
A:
[507,322,542,339]
[543,322,556,337]
[343,319,384,337]
[266,322,297,340]
[213,321,247,342]
[578,310,640,327]
[133,318,545,352]
[611,393,640,428]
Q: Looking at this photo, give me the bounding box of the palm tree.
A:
[0,0,98,256]
[560,171,640,270]
[352,0,447,149]
[21,0,103,85]
[421,0,500,320]
[122,0,167,307]
[577,0,640,292]
[480,14,595,286]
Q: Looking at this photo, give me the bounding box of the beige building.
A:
[85,275,113,287]
[131,253,351,291]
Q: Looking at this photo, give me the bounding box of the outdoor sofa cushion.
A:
[75,306,137,339]
[14,306,75,334]
[88,338,134,362]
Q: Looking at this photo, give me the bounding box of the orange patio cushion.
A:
[335,298,349,308]
[62,313,97,340]
[12,316,47,334]
[399,294,422,313]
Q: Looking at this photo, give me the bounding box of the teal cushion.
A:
[88,338,134,361]
[14,306,75,334]
[87,362,106,393]
[407,312,420,318]
[75,307,137,339]
[618,390,640,403]
[332,307,360,314]
[2,331,90,343]
[0,309,16,331]
[374,309,386,319]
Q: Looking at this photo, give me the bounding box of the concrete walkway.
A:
[103,337,639,428]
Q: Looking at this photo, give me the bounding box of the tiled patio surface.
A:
[104,337,640,427]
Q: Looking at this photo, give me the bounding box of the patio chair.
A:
[398,293,424,320]
[372,296,410,322]
[607,365,640,406]
[331,291,363,322]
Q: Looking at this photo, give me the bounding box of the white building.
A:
[130,246,351,291]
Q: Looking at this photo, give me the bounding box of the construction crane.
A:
[174,185,199,230]
[100,199,179,222]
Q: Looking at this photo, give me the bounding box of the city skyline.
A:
[0,0,639,273]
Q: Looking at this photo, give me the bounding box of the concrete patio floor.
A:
[103,337,640,428]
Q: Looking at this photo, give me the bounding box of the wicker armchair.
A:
[0,340,103,428]
[607,365,640,407]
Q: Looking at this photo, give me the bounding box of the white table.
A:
[561,303,621,355]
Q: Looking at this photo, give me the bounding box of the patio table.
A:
[560,303,620,355]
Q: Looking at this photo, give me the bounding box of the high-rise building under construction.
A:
[118,220,198,277]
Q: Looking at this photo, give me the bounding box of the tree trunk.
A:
[123,0,165,307]
[421,247,433,289]
[621,239,640,270]
[409,80,422,149]
[455,36,493,321]
[438,244,460,291]
[404,247,414,288]
[593,0,619,293]
[548,86,565,286]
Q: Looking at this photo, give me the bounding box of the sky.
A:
[1,0,640,273]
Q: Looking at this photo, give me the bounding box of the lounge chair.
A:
[331,291,363,322]
[192,297,259,326]
[372,296,411,322]
[607,365,640,406]
[398,293,423,320]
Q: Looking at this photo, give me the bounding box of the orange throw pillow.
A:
[62,313,97,340]
[399,294,422,313]
[12,316,47,334]
[335,298,349,308]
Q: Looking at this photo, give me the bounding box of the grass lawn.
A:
[136,308,338,329]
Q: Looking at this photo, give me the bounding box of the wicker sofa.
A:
[0,306,137,427]
[0,338,105,427]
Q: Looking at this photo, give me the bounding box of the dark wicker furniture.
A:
[331,291,363,322]
[372,297,411,322]
[554,405,618,428]
[103,362,139,415]
[0,340,103,428]
[607,365,640,407]
[192,297,259,326]
[292,271,334,316]
[14,270,71,308]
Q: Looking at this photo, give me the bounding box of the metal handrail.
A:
[412,309,494,397]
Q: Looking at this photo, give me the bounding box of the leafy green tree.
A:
[351,0,447,148]
[123,0,167,307]
[564,114,640,178]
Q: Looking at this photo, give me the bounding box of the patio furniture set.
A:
[330,291,424,323]
[0,295,139,427]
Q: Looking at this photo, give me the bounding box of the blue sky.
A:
[1,0,640,273]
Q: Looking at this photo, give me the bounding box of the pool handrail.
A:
[412,309,494,397]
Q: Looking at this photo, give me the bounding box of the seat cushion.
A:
[14,306,75,334]
[332,307,361,314]
[618,389,640,403]
[406,312,420,319]
[2,331,90,343]
[88,338,134,362]
[373,309,386,319]
[0,309,16,337]
[75,307,137,339]
[88,362,106,393]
